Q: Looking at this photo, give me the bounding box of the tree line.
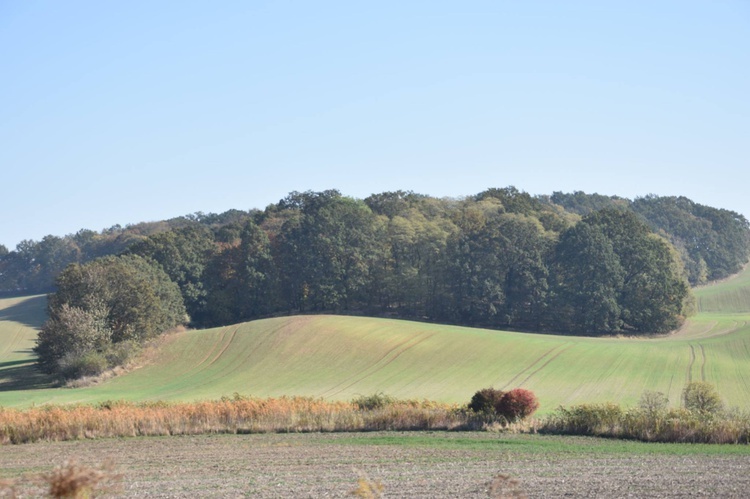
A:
[16,188,750,379]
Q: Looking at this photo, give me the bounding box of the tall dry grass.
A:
[0,395,475,445]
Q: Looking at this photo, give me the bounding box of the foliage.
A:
[58,350,109,380]
[3,188,747,338]
[551,209,690,334]
[682,381,724,415]
[496,388,540,422]
[541,385,750,444]
[638,390,669,416]
[34,255,186,379]
[126,225,216,321]
[468,388,505,415]
[633,195,750,284]
[468,388,539,423]
[352,392,397,411]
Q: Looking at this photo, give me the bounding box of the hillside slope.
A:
[1,266,750,410]
[0,295,52,392]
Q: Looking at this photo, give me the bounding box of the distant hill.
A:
[2,264,750,411]
[5,188,748,340]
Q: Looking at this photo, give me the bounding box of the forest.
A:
[2,188,748,379]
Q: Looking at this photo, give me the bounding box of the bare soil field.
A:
[1,432,749,498]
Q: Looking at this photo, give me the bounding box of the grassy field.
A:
[0,294,52,393]
[1,264,750,411]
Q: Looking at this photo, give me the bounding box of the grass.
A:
[1,265,750,412]
[0,396,470,444]
[327,432,750,456]
[0,295,53,392]
[695,263,750,313]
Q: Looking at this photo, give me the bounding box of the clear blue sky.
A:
[1,1,749,249]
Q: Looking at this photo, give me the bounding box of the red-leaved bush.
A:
[496,388,540,422]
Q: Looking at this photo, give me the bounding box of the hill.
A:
[2,263,750,410]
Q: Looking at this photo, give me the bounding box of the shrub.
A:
[468,387,540,423]
[544,403,623,435]
[58,351,109,380]
[496,388,540,422]
[468,388,505,415]
[639,390,669,416]
[103,340,140,367]
[352,392,397,410]
[682,382,723,415]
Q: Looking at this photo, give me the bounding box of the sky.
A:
[1,1,749,249]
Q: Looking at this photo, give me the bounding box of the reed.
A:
[0,394,471,445]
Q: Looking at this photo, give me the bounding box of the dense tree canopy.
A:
[4,189,748,356]
[551,209,689,334]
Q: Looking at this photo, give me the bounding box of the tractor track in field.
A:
[501,344,566,390]
[322,332,436,398]
[192,326,234,368]
[0,326,25,357]
[685,344,703,384]
[177,326,241,385]
[516,344,575,388]
[205,326,240,368]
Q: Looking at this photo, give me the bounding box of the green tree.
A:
[237,221,278,319]
[577,209,690,334]
[34,302,111,375]
[127,225,216,321]
[36,255,186,378]
[682,381,723,415]
[552,222,624,334]
[277,191,378,312]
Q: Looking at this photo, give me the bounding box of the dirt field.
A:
[2,432,749,498]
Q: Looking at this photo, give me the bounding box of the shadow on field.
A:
[0,295,48,329]
[0,356,54,391]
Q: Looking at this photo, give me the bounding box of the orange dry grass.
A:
[0,396,467,445]
[44,460,121,498]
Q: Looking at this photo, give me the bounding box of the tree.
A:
[27,235,82,291]
[444,206,550,329]
[682,381,723,415]
[36,255,186,378]
[589,209,689,333]
[682,381,724,415]
[34,303,111,376]
[277,192,378,312]
[552,222,624,334]
[127,225,216,321]
[236,221,278,319]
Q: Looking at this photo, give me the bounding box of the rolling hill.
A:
[2,265,750,411]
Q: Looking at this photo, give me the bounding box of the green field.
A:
[2,265,750,411]
[0,295,52,393]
